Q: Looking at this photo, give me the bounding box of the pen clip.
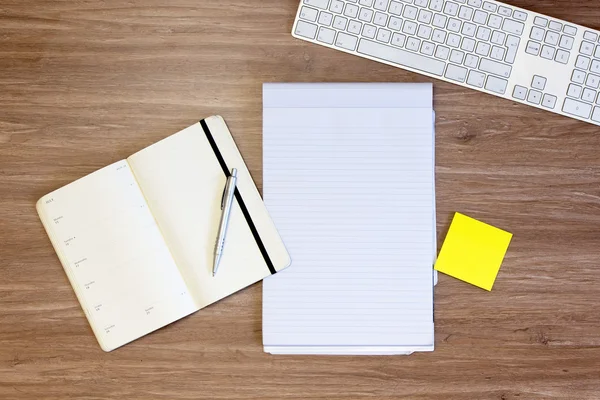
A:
[220,179,228,210]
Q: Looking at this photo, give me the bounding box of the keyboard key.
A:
[479,57,511,77]
[388,16,403,30]
[467,0,482,7]
[533,17,548,27]
[542,94,557,109]
[318,11,334,26]
[531,75,547,90]
[502,19,524,35]
[359,7,374,22]
[512,85,527,100]
[548,21,562,31]
[406,37,421,51]
[448,18,462,32]
[563,98,592,119]
[563,25,577,36]
[571,70,586,84]
[402,20,417,35]
[390,1,404,15]
[580,41,594,56]
[444,2,459,16]
[304,0,330,9]
[505,35,520,63]
[490,45,505,60]
[333,15,348,30]
[458,6,474,20]
[473,10,488,24]
[540,45,555,60]
[464,53,479,67]
[414,0,428,6]
[435,45,450,59]
[330,0,344,13]
[498,6,512,17]
[591,60,600,74]
[335,32,359,50]
[467,70,486,87]
[527,90,542,105]
[491,31,506,45]
[582,88,596,103]
[418,9,433,24]
[462,22,477,37]
[295,20,319,39]
[363,24,377,38]
[488,15,503,29]
[450,49,465,63]
[344,4,360,18]
[544,31,559,46]
[374,11,389,26]
[404,5,418,19]
[391,32,407,47]
[433,13,447,28]
[461,37,476,52]
[476,26,491,41]
[513,10,527,21]
[485,75,508,94]
[525,41,540,55]
[555,49,569,64]
[357,38,446,75]
[317,26,337,44]
[447,33,461,47]
[359,0,374,5]
[568,84,583,98]
[348,20,363,34]
[429,0,444,12]
[432,29,447,43]
[300,7,319,21]
[475,41,491,56]
[584,31,598,42]
[421,41,435,55]
[417,25,433,39]
[586,74,600,89]
[374,0,390,11]
[482,1,496,12]
[445,63,468,82]
[377,28,392,43]
[559,35,574,50]
[576,56,591,70]
[596,45,600,58]
[530,27,544,42]
[592,107,600,122]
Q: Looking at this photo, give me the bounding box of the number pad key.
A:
[542,94,557,109]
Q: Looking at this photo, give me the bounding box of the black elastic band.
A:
[200,119,277,275]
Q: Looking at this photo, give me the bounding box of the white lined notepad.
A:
[262,83,436,355]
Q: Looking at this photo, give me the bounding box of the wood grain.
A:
[1,1,600,399]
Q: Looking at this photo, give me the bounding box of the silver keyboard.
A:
[293,0,600,126]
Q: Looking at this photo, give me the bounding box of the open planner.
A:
[262,83,437,355]
[37,116,291,351]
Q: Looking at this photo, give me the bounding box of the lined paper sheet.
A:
[262,83,436,355]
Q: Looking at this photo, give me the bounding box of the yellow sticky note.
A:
[434,213,513,291]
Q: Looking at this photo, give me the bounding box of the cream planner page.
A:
[128,117,291,309]
[37,161,197,352]
[262,83,436,355]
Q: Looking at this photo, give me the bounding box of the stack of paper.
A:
[262,83,437,355]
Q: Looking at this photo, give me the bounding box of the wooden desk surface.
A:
[1,1,600,399]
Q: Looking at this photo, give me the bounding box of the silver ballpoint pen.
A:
[213,168,238,276]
